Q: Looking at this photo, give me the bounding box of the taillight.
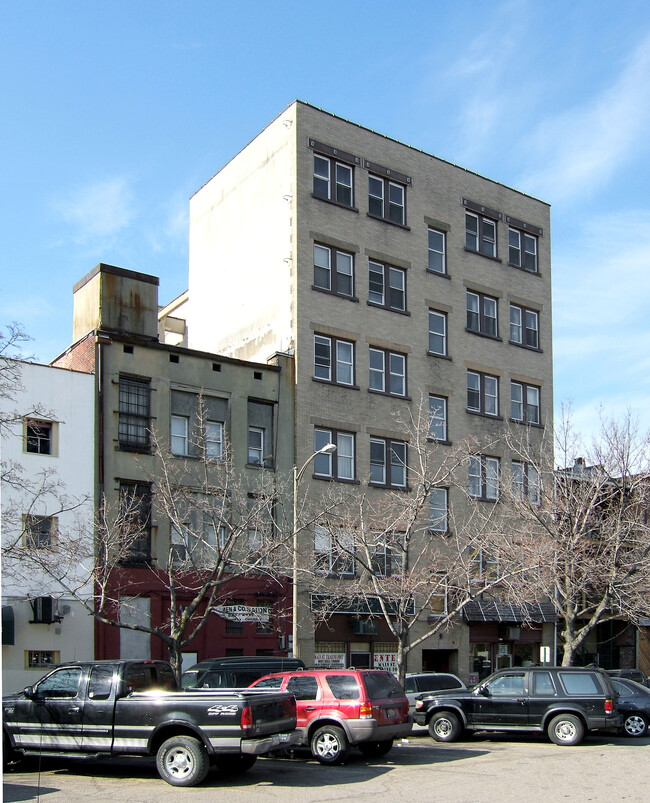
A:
[241,704,253,733]
[359,701,373,719]
[605,698,613,714]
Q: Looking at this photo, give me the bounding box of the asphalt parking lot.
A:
[4,728,649,803]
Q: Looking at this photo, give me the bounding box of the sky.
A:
[2,0,650,446]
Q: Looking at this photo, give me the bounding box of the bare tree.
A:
[505,405,650,666]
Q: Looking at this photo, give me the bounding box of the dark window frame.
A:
[118,375,151,452]
[465,210,498,258]
[467,370,500,417]
[313,242,356,299]
[508,226,539,273]
[509,303,540,350]
[369,437,408,489]
[510,381,541,425]
[313,334,356,387]
[466,290,499,339]
[368,347,408,398]
[313,428,356,482]
[468,455,500,501]
[368,260,407,313]
[368,174,407,226]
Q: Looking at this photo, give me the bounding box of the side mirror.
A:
[23,686,35,699]
[479,686,491,697]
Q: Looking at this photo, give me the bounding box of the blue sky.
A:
[2,0,650,444]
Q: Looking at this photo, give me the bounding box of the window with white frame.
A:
[511,461,540,504]
[468,456,500,501]
[248,400,273,467]
[430,577,448,616]
[509,304,539,349]
[428,310,448,356]
[510,381,541,425]
[429,487,449,533]
[248,427,264,465]
[314,428,355,481]
[368,347,407,397]
[313,153,354,207]
[466,211,497,257]
[428,227,446,274]
[370,534,404,577]
[429,395,448,441]
[508,227,538,272]
[467,371,499,416]
[467,291,498,337]
[313,243,354,297]
[368,175,406,225]
[23,515,56,549]
[470,548,500,582]
[368,261,406,312]
[205,420,224,459]
[314,525,355,576]
[170,414,189,455]
[314,334,354,386]
[369,438,407,488]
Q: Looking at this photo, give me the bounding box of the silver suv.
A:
[404,672,466,714]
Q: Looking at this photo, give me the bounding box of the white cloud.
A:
[52,177,135,244]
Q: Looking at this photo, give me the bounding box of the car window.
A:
[363,672,404,699]
[286,675,319,701]
[419,675,463,692]
[531,671,556,695]
[485,673,525,696]
[403,677,416,693]
[326,675,360,700]
[558,672,600,695]
[36,667,83,699]
[88,665,114,700]
[252,676,283,689]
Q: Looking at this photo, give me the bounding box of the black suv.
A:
[413,666,620,746]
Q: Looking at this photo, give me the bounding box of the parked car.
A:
[606,669,649,688]
[610,678,650,737]
[404,673,466,714]
[249,669,411,764]
[182,656,305,689]
[413,666,621,746]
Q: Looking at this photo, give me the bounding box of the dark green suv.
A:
[413,666,621,746]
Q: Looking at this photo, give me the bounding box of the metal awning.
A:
[463,600,557,624]
[310,594,416,617]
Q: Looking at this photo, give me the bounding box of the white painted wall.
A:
[1,360,95,692]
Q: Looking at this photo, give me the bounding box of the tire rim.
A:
[434,718,452,737]
[624,715,646,736]
[554,721,577,742]
[316,733,340,759]
[165,747,194,778]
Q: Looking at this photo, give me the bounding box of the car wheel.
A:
[213,754,258,773]
[428,711,462,742]
[310,725,350,765]
[622,713,648,737]
[358,739,394,758]
[547,714,585,746]
[156,735,210,787]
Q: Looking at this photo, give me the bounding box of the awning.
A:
[463,600,557,624]
[310,594,416,617]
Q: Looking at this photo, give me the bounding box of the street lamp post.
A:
[292,442,336,659]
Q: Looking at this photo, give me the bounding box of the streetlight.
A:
[292,442,337,659]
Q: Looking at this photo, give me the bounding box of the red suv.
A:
[249,669,411,764]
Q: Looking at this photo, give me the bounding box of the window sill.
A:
[509,341,542,353]
[311,285,359,303]
[368,389,411,401]
[367,301,411,316]
[509,419,543,428]
[368,482,410,492]
[312,474,360,485]
[247,462,275,470]
[508,261,540,277]
[313,377,360,391]
[367,213,410,231]
[465,329,502,342]
[426,269,450,279]
[464,247,502,263]
[427,351,452,361]
[466,410,503,421]
[427,438,452,446]
[311,193,359,213]
[116,443,151,454]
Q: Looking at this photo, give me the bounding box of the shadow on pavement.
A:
[3,782,60,802]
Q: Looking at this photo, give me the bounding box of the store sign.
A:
[314,652,346,669]
[373,652,398,673]
[213,605,270,623]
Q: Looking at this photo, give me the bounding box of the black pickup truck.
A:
[2,659,300,786]
[413,666,621,746]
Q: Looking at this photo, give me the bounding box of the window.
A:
[170,415,189,455]
[509,227,538,272]
[368,261,406,312]
[466,211,497,257]
[467,371,499,416]
[430,579,448,616]
[429,488,449,533]
[369,438,407,488]
[468,456,500,501]
[368,175,406,225]
[428,310,448,356]
[509,304,539,349]
[24,515,55,548]
[171,499,226,568]
[466,291,498,337]
[26,650,60,669]
[25,420,52,455]
[119,481,152,565]
[248,400,273,467]
[314,428,355,481]
[471,548,500,581]
[512,461,540,504]
[368,348,407,397]
[315,525,355,576]
[429,395,448,441]
[370,534,404,577]
[313,243,354,297]
[314,334,354,386]
[428,228,446,274]
[313,153,354,207]
[486,673,525,696]
[511,381,541,425]
[118,376,151,451]
[206,420,224,459]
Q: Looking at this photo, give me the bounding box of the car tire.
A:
[358,739,394,758]
[213,754,258,773]
[156,735,210,787]
[547,714,585,746]
[622,713,648,737]
[310,725,350,765]
[428,711,463,742]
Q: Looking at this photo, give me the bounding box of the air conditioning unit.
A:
[506,627,521,640]
[351,618,379,636]
[32,596,56,624]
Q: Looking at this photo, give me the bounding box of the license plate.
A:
[385,708,396,718]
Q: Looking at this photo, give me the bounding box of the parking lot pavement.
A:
[4,731,650,803]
